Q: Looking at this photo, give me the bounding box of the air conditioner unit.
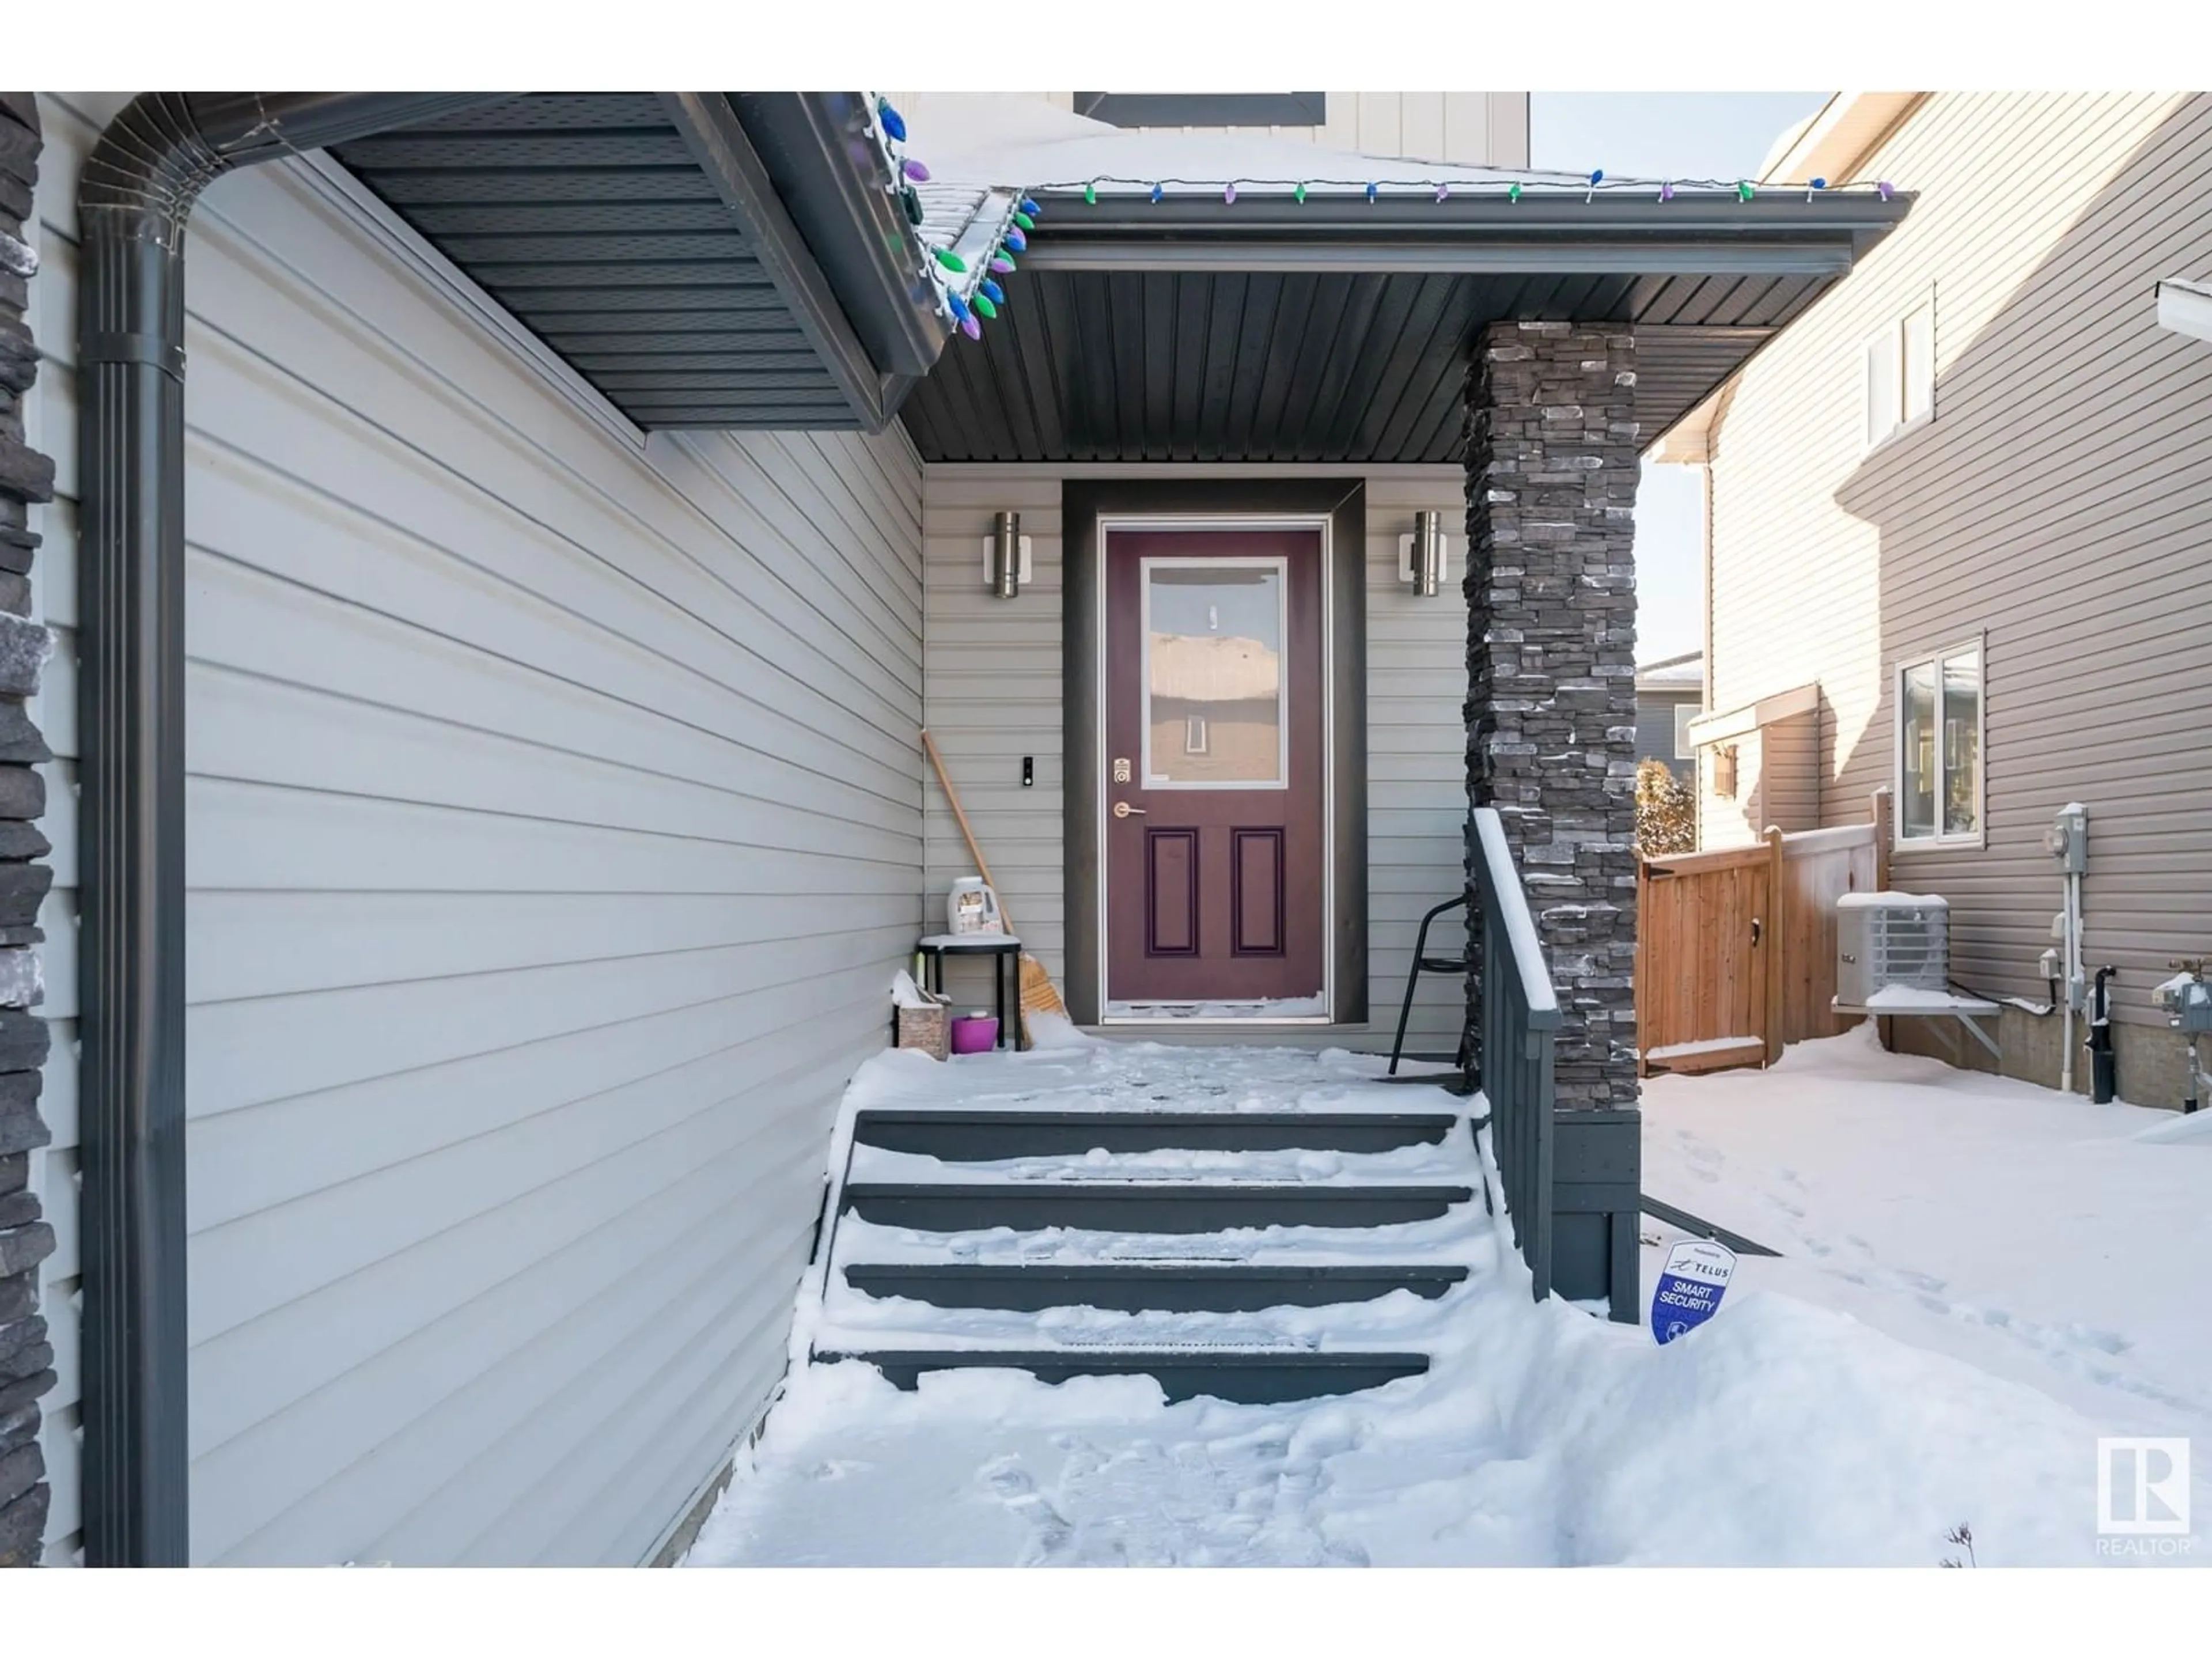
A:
[1835,892,1950,1007]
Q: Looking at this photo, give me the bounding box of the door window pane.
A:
[1901,660,1937,838]
[1941,648,1980,837]
[1145,562,1285,786]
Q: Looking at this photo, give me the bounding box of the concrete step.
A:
[814,1346,1430,1404]
[839,1261,1471,1313]
[839,1181,1476,1234]
[853,1108,1460,1160]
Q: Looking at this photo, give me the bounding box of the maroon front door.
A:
[1104,528,1326,1011]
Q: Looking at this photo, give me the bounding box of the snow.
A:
[681,1029,2209,1567]
[1859,983,1998,1012]
[1645,1035,1761,1060]
[1838,889,1946,910]
[1642,1027,2212,1471]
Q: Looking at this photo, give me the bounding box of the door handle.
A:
[1113,801,1147,818]
[1751,916,1763,946]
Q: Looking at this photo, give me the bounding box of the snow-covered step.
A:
[852,1108,1461,1160]
[811,1347,1430,1404]
[839,1262,1471,1313]
[839,1181,1475,1234]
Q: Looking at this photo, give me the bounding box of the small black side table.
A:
[916,933,1021,1051]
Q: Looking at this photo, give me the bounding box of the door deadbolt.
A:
[1113,757,1131,783]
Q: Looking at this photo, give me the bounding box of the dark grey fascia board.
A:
[1024,240,1855,276]
[1074,92,1328,128]
[659,92,893,431]
[725,92,946,380]
[1024,190,1911,266]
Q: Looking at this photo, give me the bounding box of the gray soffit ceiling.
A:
[330,92,940,431]
[902,191,1910,464]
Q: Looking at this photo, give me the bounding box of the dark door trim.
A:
[1064,479,1367,1026]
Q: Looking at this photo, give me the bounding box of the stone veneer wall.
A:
[1463,320,1639,1110]
[0,91,56,1569]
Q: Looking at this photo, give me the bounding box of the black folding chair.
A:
[1389,893,1475,1076]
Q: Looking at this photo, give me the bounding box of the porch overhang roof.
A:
[328,92,1003,433]
[904,187,1910,465]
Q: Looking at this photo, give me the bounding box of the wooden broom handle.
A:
[921,728,1018,937]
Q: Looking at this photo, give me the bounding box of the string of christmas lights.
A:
[1055,171,1895,205]
[861,94,1043,342]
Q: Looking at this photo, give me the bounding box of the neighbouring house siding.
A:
[1633,688,1697,782]
[1704,92,2212,1062]
[30,93,924,1565]
[920,465,1472,1056]
[893,93,1531,168]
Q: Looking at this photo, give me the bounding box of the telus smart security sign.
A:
[1650,1238,1737,1344]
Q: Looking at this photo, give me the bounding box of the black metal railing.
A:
[1468,807,1561,1300]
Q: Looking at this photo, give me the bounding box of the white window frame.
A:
[1672,702,1701,762]
[1863,289,1937,453]
[1893,634,1986,850]
[1138,553,1290,791]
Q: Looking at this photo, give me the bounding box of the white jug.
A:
[946,877,1004,936]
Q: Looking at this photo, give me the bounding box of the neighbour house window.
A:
[1185,716,1209,755]
[1672,703,1701,762]
[1865,296,1937,449]
[1711,744,1738,800]
[1898,641,1982,843]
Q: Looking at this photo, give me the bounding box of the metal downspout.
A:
[74,90,506,1567]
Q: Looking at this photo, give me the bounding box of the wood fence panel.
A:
[1638,841,1775,1075]
[1637,792,1895,1073]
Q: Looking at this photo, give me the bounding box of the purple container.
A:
[949,1014,999,1054]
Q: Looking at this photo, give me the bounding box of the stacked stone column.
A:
[0,91,56,1570]
[1463,320,1639,1111]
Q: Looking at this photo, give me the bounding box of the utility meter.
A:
[2157,963,2212,1033]
[2044,804,2089,874]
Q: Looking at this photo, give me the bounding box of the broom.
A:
[921,728,1068,1049]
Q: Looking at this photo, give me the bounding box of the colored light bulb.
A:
[1658,181,1675,203]
[1013,210,1035,230]
[961,313,982,340]
[1294,181,1307,204]
[1435,182,1449,202]
[878,100,906,143]
[1365,181,1378,202]
[1224,183,1237,204]
[990,254,1015,274]
[1508,181,1522,203]
[934,247,967,273]
[980,278,1005,304]
[1877,180,1895,201]
[903,158,931,183]
[1004,227,1026,252]
[1020,196,1040,216]
[1150,183,1164,203]
[972,294,998,320]
[1085,181,1098,205]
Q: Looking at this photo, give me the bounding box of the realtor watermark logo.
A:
[2096,1438,2193,1556]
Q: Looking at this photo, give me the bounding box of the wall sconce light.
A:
[983,510,1030,599]
[1397,510,1449,598]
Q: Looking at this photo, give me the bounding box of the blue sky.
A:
[1530,92,1828,665]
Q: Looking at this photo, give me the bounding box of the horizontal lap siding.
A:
[31,94,923,1565]
[1706,92,2212,1025]
[919,465,1471,1053]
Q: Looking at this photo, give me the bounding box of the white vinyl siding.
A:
[919,465,1471,1056]
[30,93,924,1566]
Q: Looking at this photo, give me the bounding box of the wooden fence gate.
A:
[1636,793,1891,1076]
